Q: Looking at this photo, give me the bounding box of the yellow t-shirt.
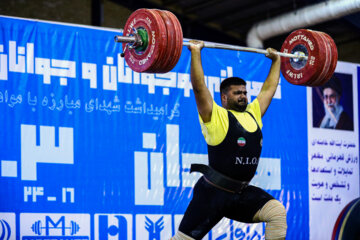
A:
[199,99,263,146]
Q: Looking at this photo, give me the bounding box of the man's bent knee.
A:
[253,199,287,240]
[170,231,195,240]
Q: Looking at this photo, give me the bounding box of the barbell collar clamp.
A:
[114,35,137,43]
[116,33,144,58]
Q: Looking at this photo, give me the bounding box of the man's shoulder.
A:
[199,100,229,146]
[246,98,261,116]
[200,100,229,126]
[247,98,260,108]
[213,101,229,114]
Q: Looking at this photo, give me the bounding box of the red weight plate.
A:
[313,32,333,86]
[307,30,332,86]
[280,29,325,86]
[122,8,167,73]
[296,30,324,86]
[320,32,338,86]
[141,9,168,73]
[323,33,338,84]
[164,10,183,72]
[152,9,177,73]
[145,9,169,73]
[311,31,337,86]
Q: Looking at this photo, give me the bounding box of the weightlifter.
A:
[171,40,287,240]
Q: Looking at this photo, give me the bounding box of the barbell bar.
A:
[114,35,308,60]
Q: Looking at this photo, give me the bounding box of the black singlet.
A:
[208,110,262,181]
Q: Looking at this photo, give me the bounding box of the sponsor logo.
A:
[0,219,12,240]
[0,213,16,240]
[20,213,90,240]
[136,214,172,239]
[95,214,132,240]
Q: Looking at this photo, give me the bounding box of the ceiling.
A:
[112,0,360,63]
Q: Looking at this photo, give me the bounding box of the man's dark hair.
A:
[220,77,246,94]
[322,75,342,96]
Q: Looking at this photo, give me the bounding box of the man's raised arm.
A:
[257,48,281,117]
[189,40,213,123]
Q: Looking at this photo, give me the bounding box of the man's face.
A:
[323,88,339,113]
[222,85,248,112]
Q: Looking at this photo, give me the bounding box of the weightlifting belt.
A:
[190,164,249,194]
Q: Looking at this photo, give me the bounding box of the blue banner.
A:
[0,15,314,239]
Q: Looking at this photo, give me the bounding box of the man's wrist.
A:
[271,57,281,62]
[191,48,201,53]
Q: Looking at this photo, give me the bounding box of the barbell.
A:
[114,8,338,87]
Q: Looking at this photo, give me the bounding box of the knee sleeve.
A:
[253,199,287,240]
[170,231,195,240]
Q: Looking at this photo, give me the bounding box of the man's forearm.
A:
[262,58,281,93]
[190,50,206,93]
[257,51,281,116]
[188,43,213,122]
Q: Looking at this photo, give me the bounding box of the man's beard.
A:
[229,100,247,112]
